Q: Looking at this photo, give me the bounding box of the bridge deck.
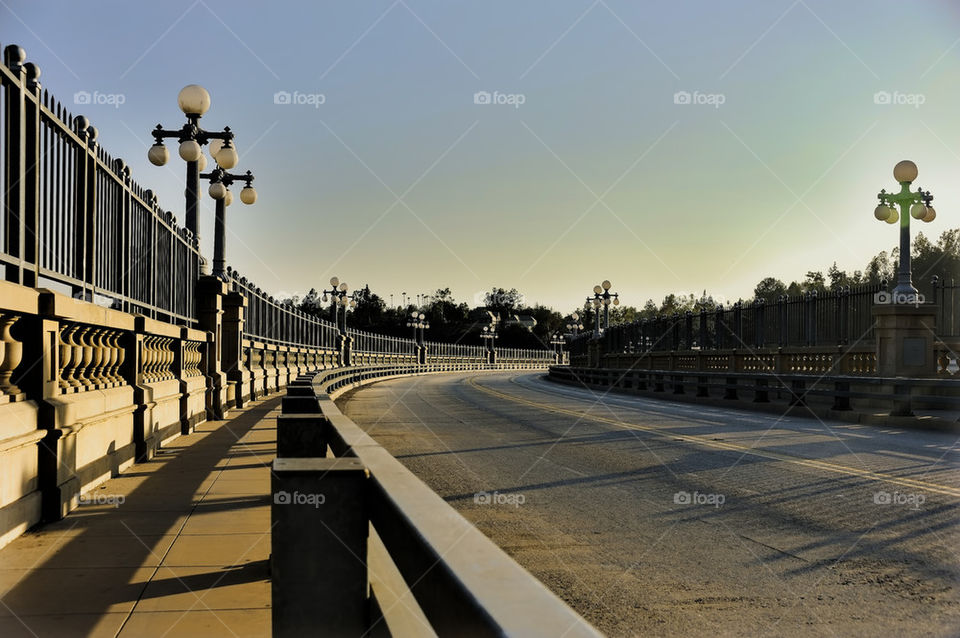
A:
[0,396,281,638]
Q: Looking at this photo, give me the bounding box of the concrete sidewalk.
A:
[0,395,281,638]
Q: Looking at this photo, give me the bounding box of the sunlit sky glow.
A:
[6,0,960,313]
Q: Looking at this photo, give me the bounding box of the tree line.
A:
[279,228,959,348]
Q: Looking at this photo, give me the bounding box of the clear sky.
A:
[5,0,960,314]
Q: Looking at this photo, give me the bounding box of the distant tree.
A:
[865,250,895,285]
[483,287,523,317]
[298,288,323,316]
[802,270,826,292]
[753,277,787,304]
[349,285,385,330]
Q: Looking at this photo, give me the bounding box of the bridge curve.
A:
[340,370,960,637]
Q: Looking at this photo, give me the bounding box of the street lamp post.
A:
[199,168,257,279]
[566,312,583,337]
[481,320,499,365]
[147,85,239,240]
[406,311,430,363]
[873,160,937,301]
[550,331,565,364]
[589,280,619,333]
[321,277,355,333]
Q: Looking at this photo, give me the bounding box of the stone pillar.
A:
[873,305,937,377]
[418,343,427,365]
[196,275,229,418]
[872,304,937,416]
[222,287,249,408]
[271,457,368,638]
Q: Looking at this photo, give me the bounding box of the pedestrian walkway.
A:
[0,395,282,638]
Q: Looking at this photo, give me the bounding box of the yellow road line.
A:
[465,376,960,499]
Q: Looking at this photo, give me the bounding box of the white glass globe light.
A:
[330,277,339,287]
[196,152,207,171]
[216,142,238,169]
[923,206,936,222]
[178,84,211,116]
[178,139,202,162]
[602,280,611,290]
[148,144,168,166]
[910,203,927,219]
[893,160,918,183]
[874,204,890,221]
[240,186,257,205]
[223,189,234,207]
[208,138,223,159]
[886,207,899,224]
[208,182,227,200]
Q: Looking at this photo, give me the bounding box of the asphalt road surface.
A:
[339,371,960,637]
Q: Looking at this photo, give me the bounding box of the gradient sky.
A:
[5,0,960,314]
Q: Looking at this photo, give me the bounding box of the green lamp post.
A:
[873,160,936,301]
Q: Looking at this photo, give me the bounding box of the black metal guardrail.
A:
[550,365,960,423]
[271,363,601,638]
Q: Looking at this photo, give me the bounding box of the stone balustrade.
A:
[0,282,219,549]
[599,345,881,377]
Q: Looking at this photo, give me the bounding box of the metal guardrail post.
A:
[271,457,369,638]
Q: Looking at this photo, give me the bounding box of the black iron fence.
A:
[349,327,416,355]
[423,340,488,359]
[933,276,959,338]
[1,44,201,325]
[570,281,957,358]
[230,269,340,349]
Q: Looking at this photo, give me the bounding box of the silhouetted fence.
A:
[933,277,959,338]
[570,281,950,358]
[230,269,340,349]
[1,44,201,325]
[349,327,416,355]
